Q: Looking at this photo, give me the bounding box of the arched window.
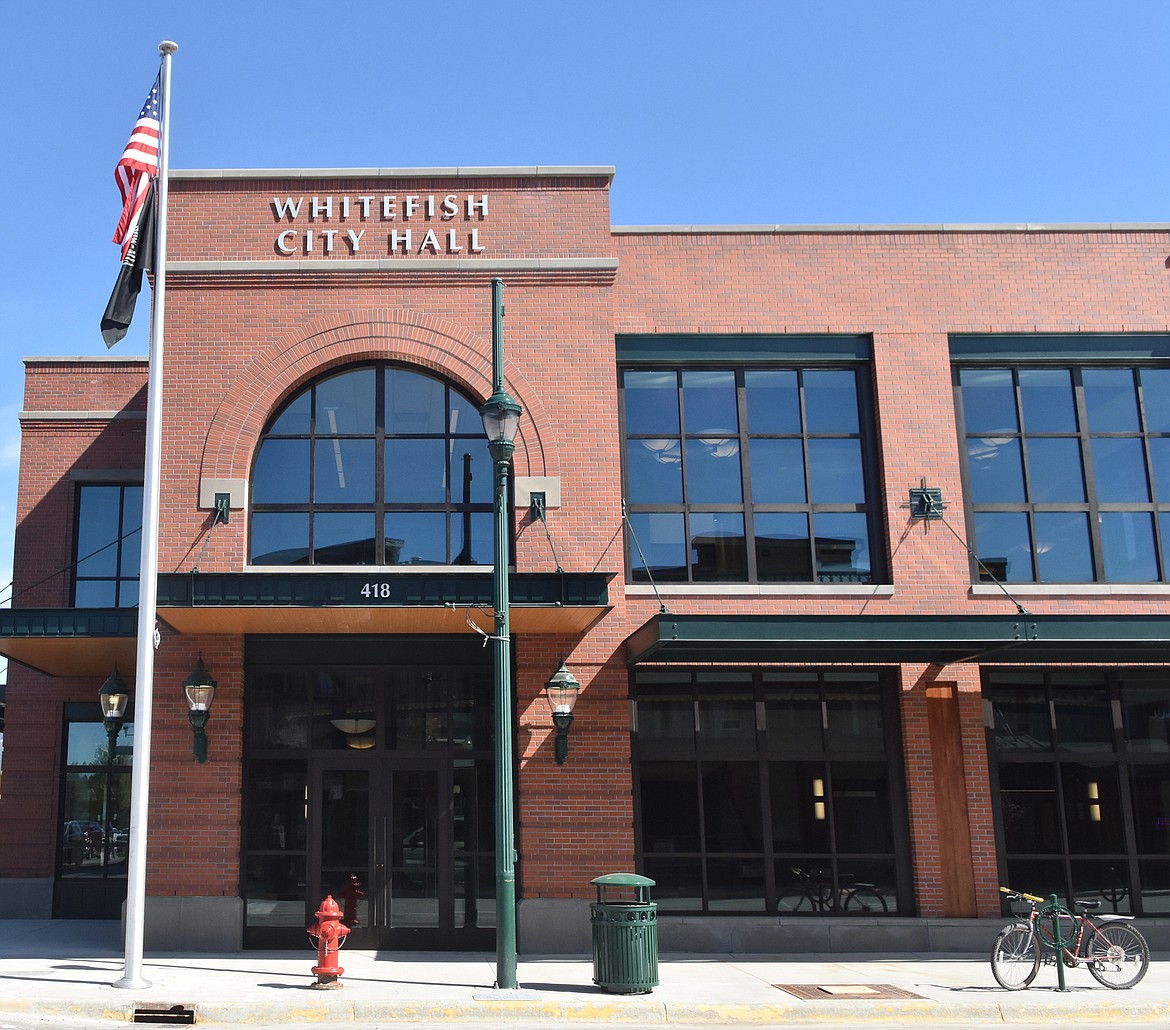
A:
[250,364,494,566]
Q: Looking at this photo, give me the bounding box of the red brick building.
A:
[1,167,1168,951]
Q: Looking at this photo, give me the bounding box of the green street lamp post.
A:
[480,277,522,989]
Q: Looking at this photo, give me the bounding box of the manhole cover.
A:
[774,983,924,1000]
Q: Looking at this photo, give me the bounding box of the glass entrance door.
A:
[243,639,497,949]
[316,760,449,948]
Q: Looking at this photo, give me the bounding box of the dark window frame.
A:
[619,360,885,585]
[241,637,500,948]
[56,702,134,883]
[953,353,1170,584]
[72,483,143,607]
[249,362,504,567]
[985,668,1170,916]
[630,668,910,916]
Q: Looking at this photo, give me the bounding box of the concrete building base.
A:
[121,896,244,952]
[517,898,1170,955]
[519,898,594,954]
[0,878,52,918]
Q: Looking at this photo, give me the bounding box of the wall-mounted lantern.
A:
[543,662,581,765]
[182,656,217,763]
[99,665,130,759]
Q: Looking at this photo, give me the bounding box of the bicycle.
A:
[991,887,1149,991]
[775,866,888,914]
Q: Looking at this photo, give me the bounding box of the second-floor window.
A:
[955,349,1170,583]
[621,350,881,584]
[73,484,142,607]
[250,364,496,566]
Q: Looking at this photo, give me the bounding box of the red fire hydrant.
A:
[307,895,350,989]
[342,874,366,927]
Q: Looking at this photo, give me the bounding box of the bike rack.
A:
[1039,894,1075,992]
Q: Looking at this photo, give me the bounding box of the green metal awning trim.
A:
[626,613,1170,666]
[949,333,1170,361]
[0,609,139,677]
[157,571,610,609]
[0,609,139,639]
[616,333,871,363]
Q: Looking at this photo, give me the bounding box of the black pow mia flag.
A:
[100,178,156,348]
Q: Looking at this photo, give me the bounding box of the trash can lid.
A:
[591,872,656,887]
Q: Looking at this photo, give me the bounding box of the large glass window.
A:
[955,358,1170,583]
[622,364,880,584]
[58,709,133,882]
[73,484,142,606]
[632,669,906,915]
[250,365,494,566]
[986,669,1170,915]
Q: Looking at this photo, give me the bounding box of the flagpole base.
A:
[113,975,153,990]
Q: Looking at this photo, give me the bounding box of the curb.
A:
[9,994,1170,1026]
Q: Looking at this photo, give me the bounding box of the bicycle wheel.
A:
[776,889,810,913]
[1087,922,1149,989]
[843,886,888,914]
[990,923,1040,990]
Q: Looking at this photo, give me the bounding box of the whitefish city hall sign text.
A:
[271,193,490,257]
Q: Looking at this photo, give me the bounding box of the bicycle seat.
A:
[1074,899,1101,910]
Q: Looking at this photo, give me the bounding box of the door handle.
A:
[375,815,388,925]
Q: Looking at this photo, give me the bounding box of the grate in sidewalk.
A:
[132,1004,197,1024]
[774,983,924,1000]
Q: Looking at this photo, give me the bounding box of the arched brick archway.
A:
[198,309,556,483]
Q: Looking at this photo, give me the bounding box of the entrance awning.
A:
[155,571,611,636]
[0,572,611,677]
[0,609,139,677]
[625,613,1170,666]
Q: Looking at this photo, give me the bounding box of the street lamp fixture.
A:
[99,665,129,759]
[182,656,217,763]
[480,385,522,457]
[481,277,521,990]
[543,662,581,765]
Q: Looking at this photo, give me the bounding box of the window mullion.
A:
[737,371,758,582]
[374,367,386,565]
[797,372,817,580]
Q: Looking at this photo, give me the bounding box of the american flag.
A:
[112,75,161,259]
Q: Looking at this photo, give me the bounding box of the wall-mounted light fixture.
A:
[543,662,581,765]
[182,656,217,763]
[99,665,130,759]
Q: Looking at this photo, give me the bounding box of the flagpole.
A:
[115,39,177,992]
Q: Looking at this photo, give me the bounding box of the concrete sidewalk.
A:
[0,920,1168,1025]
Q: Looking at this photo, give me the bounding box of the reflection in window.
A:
[633,669,904,915]
[987,669,1170,914]
[59,713,133,882]
[250,365,495,566]
[74,484,142,607]
[957,361,1170,583]
[623,362,879,584]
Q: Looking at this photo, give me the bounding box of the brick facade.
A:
[1,167,1167,948]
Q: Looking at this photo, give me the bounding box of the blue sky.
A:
[0,0,1167,641]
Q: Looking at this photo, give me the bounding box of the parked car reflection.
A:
[62,820,105,866]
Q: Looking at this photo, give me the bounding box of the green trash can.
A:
[590,873,659,994]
